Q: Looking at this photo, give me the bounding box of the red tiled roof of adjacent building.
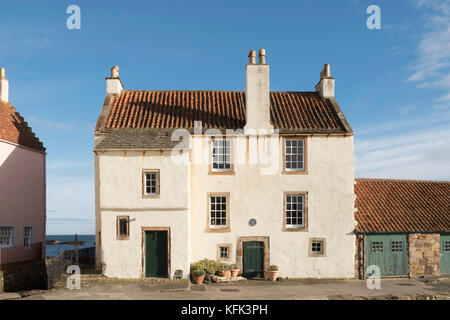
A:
[102,90,351,133]
[0,101,45,152]
[354,178,450,233]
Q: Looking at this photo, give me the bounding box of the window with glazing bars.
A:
[220,246,229,259]
[23,227,32,247]
[212,139,231,171]
[311,241,323,254]
[285,139,304,171]
[285,194,304,227]
[444,241,450,253]
[0,227,13,247]
[372,241,383,253]
[210,196,227,227]
[145,172,158,195]
[391,241,403,252]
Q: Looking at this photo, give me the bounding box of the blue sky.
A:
[0,0,449,234]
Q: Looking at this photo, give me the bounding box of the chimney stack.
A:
[244,49,273,132]
[106,65,123,95]
[315,64,335,99]
[0,67,9,102]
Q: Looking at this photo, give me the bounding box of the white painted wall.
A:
[97,134,356,279]
[96,150,190,278]
[190,134,356,278]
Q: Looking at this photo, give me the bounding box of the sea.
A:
[45,235,96,257]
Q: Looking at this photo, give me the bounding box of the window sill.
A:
[205,228,231,233]
[116,237,129,240]
[142,194,160,199]
[308,253,326,257]
[282,227,308,232]
[282,170,308,175]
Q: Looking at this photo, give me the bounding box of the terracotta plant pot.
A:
[191,273,205,285]
[231,269,240,277]
[268,270,279,281]
[217,270,231,278]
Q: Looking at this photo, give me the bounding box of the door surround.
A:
[236,236,270,279]
[141,227,171,279]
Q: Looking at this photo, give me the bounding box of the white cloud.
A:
[408,0,450,94]
[355,110,450,180]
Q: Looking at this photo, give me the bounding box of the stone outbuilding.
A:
[354,178,450,279]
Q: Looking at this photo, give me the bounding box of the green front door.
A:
[243,241,264,279]
[145,231,168,278]
[440,234,450,275]
[366,234,409,277]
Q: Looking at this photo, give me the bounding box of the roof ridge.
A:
[121,89,319,93]
[356,177,450,184]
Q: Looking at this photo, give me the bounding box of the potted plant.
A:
[268,265,279,281]
[191,269,205,285]
[216,263,231,278]
[230,264,240,278]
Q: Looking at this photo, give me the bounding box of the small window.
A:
[143,170,160,197]
[23,226,32,247]
[210,196,227,228]
[372,241,383,253]
[444,241,450,254]
[211,139,231,171]
[0,227,13,247]
[116,216,129,240]
[309,238,326,257]
[220,247,229,259]
[284,139,304,172]
[217,244,232,261]
[391,241,403,252]
[311,241,323,254]
[285,194,305,228]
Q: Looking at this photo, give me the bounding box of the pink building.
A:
[0,68,45,265]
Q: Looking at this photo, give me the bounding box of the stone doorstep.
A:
[0,292,21,300]
[215,276,247,283]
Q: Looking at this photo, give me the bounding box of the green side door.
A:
[243,241,264,279]
[145,231,168,278]
[440,234,450,275]
[366,234,409,277]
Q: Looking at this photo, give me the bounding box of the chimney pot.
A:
[111,65,120,78]
[324,64,330,77]
[248,50,256,64]
[258,49,266,64]
[0,67,8,102]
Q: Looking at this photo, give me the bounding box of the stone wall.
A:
[0,260,47,292]
[409,233,440,278]
[355,234,365,279]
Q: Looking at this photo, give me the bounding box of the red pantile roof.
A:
[101,90,351,133]
[355,178,450,233]
[0,101,45,152]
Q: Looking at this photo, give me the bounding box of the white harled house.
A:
[94,49,356,279]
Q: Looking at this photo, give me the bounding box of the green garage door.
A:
[366,234,409,277]
[440,234,450,275]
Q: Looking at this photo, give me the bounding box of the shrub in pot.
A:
[268,265,279,281]
[230,263,240,277]
[216,263,232,278]
[191,269,205,285]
